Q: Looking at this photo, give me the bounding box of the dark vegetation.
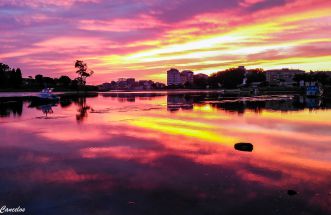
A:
[294,72,331,85]
[0,61,97,91]
[0,63,23,89]
[173,67,331,89]
[2,60,331,92]
[194,68,266,89]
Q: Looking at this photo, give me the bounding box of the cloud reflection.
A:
[0,93,331,214]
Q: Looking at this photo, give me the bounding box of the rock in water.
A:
[234,143,253,152]
[287,190,297,196]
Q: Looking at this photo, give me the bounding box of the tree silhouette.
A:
[74,60,94,86]
[35,74,44,88]
[58,76,72,87]
[246,68,266,84]
[0,63,22,88]
[209,68,245,89]
[193,76,208,89]
[14,68,22,87]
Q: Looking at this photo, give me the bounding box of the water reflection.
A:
[75,97,91,123]
[0,93,330,214]
[1,93,330,119]
[210,96,331,114]
[28,100,57,118]
[0,99,23,117]
[167,94,194,111]
[0,94,97,122]
[102,92,164,103]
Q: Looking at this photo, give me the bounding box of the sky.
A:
[1,0,331,84]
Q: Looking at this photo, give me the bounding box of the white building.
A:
[167,68,181,86]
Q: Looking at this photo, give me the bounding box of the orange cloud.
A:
[1,0,331,83]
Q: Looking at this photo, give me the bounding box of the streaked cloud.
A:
[1,0,331,83]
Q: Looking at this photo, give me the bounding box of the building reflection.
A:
[207,96,331,113]
[167,94,194,111]
[101,92,164,102]
[165,94,331,114]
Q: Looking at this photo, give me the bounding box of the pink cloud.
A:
[240,0,266,7]
[0,0,99,8]
[79,15,167,32]
[1,0,331,84]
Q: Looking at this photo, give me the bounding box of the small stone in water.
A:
[287,190,297,196]
[234,143,254,152]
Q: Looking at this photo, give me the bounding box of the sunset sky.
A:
[1,0,331,84]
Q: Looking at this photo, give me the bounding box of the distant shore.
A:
[0,86,97,93]
[0,87,303,97]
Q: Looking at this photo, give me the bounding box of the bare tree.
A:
[74,60,94,86]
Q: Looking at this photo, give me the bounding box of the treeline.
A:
[294,72,331,85]
[175,67,331,89]
[0,62,97,91]
[25,74,97,91]
[0,63,23,88]
[209,68,265,89]
[192,68,266,89]
[27,74,87,90]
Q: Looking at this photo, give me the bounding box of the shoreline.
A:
[0,89,311,100]
[0,88,301,93]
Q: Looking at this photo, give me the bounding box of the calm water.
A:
[0,92,330,215]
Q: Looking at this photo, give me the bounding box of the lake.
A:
[0,92,330,215]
